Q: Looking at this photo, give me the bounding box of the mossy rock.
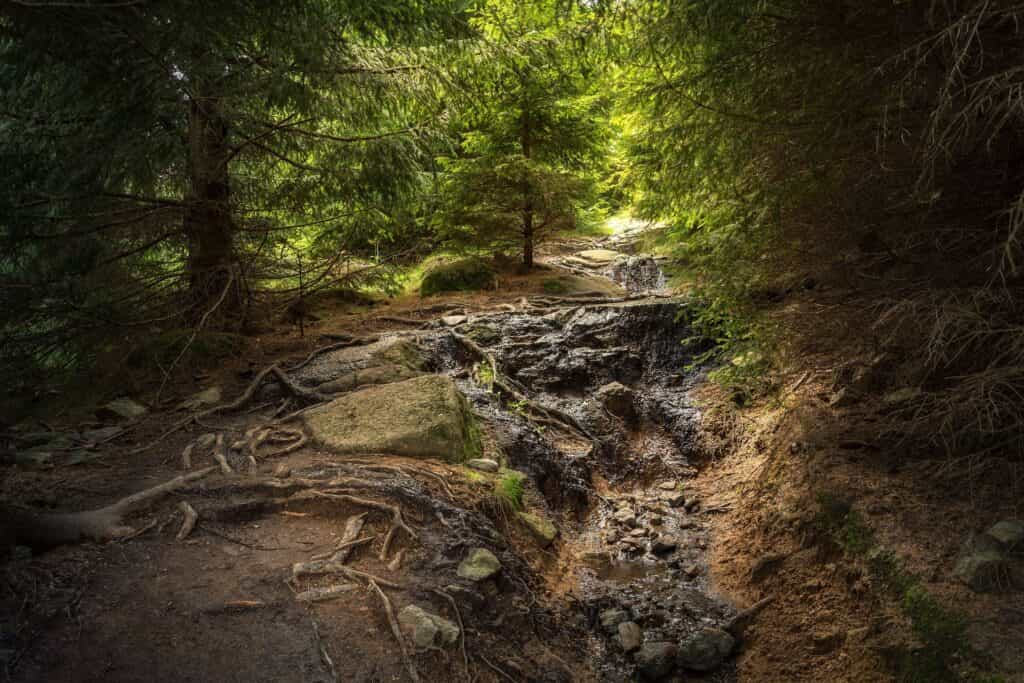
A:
[303,375,482,462]
[518,511,558,547]
[420,258,497,297]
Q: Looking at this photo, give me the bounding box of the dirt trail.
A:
[2,234,771,683]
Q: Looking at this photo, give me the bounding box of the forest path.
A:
[4,233,766,683]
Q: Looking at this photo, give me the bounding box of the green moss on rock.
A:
[303,375,481,462]
[420,258,497,297]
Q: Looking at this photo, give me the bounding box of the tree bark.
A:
[520,107,534,269]
[184,95,239,319]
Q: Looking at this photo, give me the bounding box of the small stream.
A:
[423,255,739,681]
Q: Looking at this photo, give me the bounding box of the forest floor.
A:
[2,226,1022,683]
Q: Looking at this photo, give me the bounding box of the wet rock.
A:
[398,605,460,648]
[662,492,686,508]
[629,528,649,538]
[651,537,678,555]
[618,621,643,653]
[677,627,734,672]
[634,642,677,680]
[986,519,1024,550]
[97,397,148,421]
[648,514,664,526]
[467,458,499,473]
[457,548,501,581]
[610,255,666,292]
[518,512,557,547]
[178,386,222,411]
[596,382,636,422]
[684,498,700,513]
[599,608,629,634]
[303,375,481,462]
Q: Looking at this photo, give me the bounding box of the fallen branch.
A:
[311,616,339,682]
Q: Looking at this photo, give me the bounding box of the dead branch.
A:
[369,580,419,683]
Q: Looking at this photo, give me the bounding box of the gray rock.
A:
[466,458,500,473]
[457,548,501,581]
[517,512,558,547]
[954,550,1012,592]
[97,397,148,421]
[303,375,482,462]
[634,642,677,680]
[441,315,467,327]
[596,382,636,421]
[618,621,643,653]
[677,627,735,672]
[657,480,677,491]
[985,519,1024,550]
[398,604,460,648]
[599,608,629,634]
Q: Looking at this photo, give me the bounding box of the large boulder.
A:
[294,338,426,388]
[303,375,481,462]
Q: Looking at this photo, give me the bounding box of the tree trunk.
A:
[520,108,534,269]
[184,95,238,319]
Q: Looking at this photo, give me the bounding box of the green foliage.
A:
[434,0,610,265]
[811,493,1000,682]
[493,470,525,511]
[419,257,496,296]
[541,278,571,295]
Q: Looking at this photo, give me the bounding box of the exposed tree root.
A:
[288,335,380,373]
[297,584,359,603]
[310,616,340,683]
[725,595,774,639]
[452,331,599,451]
[370,579,419,683]
[176,501,198,541]
[1,466,216,550]
[432,588,469,682]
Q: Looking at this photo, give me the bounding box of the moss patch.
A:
[420,257,497,297]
